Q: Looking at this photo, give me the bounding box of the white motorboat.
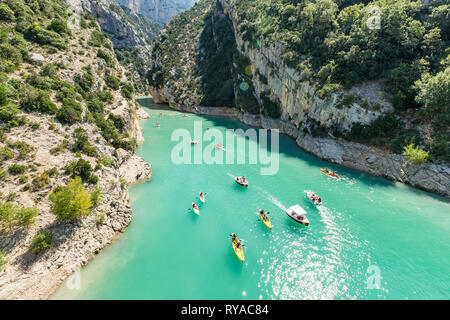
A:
[285,205,309,226]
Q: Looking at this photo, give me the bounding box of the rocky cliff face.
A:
[220,0,393,133]
[147,0,449,198]
[116,0,197,25]
[68,0,161,93]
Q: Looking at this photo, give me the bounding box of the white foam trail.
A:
[340,175,356,186]
[258,188,287,211]
[226,172,235,179]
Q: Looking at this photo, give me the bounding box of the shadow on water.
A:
[137,98,449,203]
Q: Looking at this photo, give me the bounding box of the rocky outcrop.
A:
[28,53,45,65]
[69,0,158,49]
[116,0,197,25]
[220,0,392,133]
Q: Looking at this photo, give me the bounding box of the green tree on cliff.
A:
[49,177,92,220]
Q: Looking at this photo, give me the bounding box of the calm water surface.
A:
[53,105,450,300]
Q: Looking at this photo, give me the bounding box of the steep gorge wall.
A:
[148,0,449,198]
[116,0,197,25]
[220,0,392,133]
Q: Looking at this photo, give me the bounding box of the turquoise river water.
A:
[53,105,450,300]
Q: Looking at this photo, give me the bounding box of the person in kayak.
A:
[192,203,199,211]
[259,209,269,221]
[231,233,237,241]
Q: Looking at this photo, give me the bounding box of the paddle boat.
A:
[231,233,245,263]
[259,209,272,230]
[234,176,249,187]
[320,168,339,178]
[304,191,322,205]
[285,205,309,226]
[192,203,199,216]
[199,192,205,203]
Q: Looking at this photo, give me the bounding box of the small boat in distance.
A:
[231,233,245,263]
[234,176,249,187]
[192,203,199,216]
[320,168,339,178]
[285,205,309,226]
[155,123,161,128]
[305,190,322,205]
[215,144,225,150]
[199,192,205,203]
[191,140,198,145]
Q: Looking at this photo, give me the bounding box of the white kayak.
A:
[199,192,205,203]
[192,203,199,215]
[191,140,199,145]
[285,205,309,226]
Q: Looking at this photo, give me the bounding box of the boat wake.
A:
[259,202,370,299]
[226,172,236,179]
[258,189,287,211]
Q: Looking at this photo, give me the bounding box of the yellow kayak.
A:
[232,238,245,263]
[260,214,272,230]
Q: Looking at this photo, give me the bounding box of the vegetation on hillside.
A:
[30,231,53,253]
[231,0,449,161]
[108,3,162,93]
[49,176,92,221]
[148,0,448,162]
[0,0,138,260]
[148,0,277,115]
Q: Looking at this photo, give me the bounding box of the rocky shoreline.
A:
[0,109,152,300]
[162,101,449,199]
